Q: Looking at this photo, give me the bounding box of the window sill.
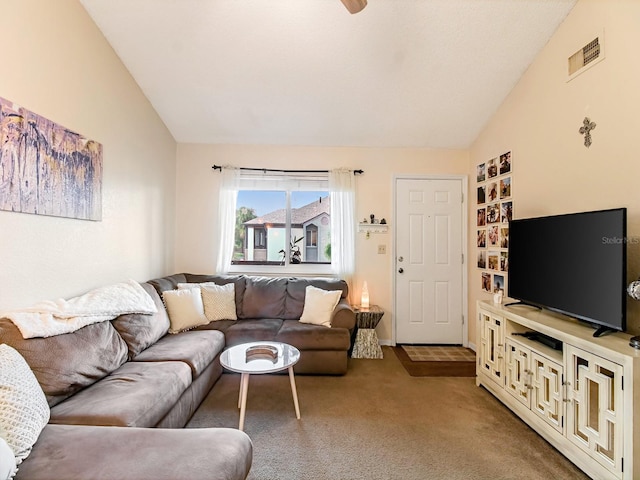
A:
[228,263,335,277]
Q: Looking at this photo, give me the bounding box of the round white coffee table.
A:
[220,341,301,431]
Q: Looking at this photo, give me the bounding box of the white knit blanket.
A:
[2,279,158,339]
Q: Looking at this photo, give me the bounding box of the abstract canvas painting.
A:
[0,96,102,221]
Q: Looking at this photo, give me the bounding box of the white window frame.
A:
[227,171,333,277]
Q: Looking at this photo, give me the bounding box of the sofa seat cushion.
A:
[195,319,236,333]
[223,319,283,348]
[15,424,253,480]
[0,319,128,408]
[275,320,351,351]
[133,330,225,378]
[111,283,170,360]
[49,361,192,428]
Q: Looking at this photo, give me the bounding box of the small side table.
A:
[351,305,384,359]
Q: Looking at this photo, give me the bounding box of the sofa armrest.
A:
[330,299,356,331]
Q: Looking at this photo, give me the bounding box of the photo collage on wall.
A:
[476,151,512,295]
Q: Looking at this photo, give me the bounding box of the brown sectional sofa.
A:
[150,273,356,374]
[0,273,354,480]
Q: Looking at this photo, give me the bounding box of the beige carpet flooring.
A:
[187,346,590,480]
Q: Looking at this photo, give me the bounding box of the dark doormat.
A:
[392,346,477,377]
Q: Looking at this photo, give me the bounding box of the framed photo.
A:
[477,229,486,248]
[477,163,486,183]
[477,251,487,269]
[499,151,511,175]
[487,225,499,247]
[500,227,509,248]
[482,272,492,292]
[487,157,498,178]
[500,252,509,272]
[487,203,500,223]
[499,177,511,199]
[488,251,499,271]
[477,208,486,226]
[501,201,513,223]
[477,185,486,205]
[487,181,499,202]
[493,274,505,294]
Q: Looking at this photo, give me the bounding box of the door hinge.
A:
[462,314,465,325]
[621,376,624,390]
[461,253,464,264]
[461,192,464,203]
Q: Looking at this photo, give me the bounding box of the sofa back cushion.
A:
[0,319,128,407]
[184,274,247,315]
[146,273,188,297]
[240,277,287,319]
[284,278,348,320]
[111,283,170,359]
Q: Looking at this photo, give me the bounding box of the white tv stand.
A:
[477,300,640,480]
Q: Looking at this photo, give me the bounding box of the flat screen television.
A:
[507,207,627,337]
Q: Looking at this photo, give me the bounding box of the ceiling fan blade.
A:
[340,0,367,14]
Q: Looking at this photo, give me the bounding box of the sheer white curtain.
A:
[329,169,356,295]
[215,167,240,274]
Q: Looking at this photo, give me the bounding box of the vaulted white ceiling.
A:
[80,0,576,148]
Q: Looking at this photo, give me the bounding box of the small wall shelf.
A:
[358,223,389,234]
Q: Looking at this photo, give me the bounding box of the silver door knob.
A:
[398,268,404,273]
[398,256,404,262]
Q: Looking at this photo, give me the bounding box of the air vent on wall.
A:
[567,32,605,81]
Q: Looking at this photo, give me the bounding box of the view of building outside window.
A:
[233,190,331,265]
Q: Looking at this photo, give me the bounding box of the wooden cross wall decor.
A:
[579,117,596,148]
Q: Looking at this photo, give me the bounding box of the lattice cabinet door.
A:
[505,339,531,407]
[530,352,564,433]
[478,310,505,386]
[565,345,624,477]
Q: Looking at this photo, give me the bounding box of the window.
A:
[216,168,356,279]
[254,228,266,248]
[306,225,318,247]
[231,180,331,268]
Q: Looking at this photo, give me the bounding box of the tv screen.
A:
[508,208,627,336]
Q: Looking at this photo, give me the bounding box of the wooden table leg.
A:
[288,366,301,420]
[238,373,250,431]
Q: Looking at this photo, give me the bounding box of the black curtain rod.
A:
[212,165,363,175]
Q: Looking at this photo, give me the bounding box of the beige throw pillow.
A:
[299,285,342,328]
[178,283,237,322]
[0,437,17,480]
[163,288,210,333]
[0,344,50,467]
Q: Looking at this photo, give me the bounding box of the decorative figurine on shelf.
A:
[370,214,375,224]
[628,278,640,349]
[493,290,503,305]
[380,218,387,224]
[362,217,368,224]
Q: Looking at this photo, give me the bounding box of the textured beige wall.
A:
[0,0,177,309]
[469,0,640,342]
[175,143,468,343]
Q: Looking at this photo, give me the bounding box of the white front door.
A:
[395,177,464,344]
